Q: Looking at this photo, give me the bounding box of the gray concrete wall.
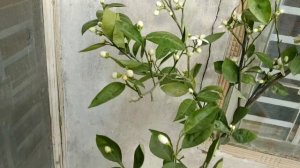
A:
[60,0,267,168]
[0,0,54,168]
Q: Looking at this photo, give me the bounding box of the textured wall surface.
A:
[0,0,54,168]
[60,0,267,167]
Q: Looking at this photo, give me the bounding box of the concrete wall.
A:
[0,0,54,168]
[60,0,268,168]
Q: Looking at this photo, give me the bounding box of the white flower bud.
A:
[100,51,109,58]
[137,21,144,29]
[158,134,170,145]
[122,75,128,81]
[188,88,194,94]
[253,28,259,33]
[277,57,283,65]
[148,49,155,56]
[190,36,198,40]
[229,124,236,130]
[97,22,102,27]
[258,79,265,84]
[126,70,134,78]
[174,54,180,60]
[187,51,194,57]
[178,2,184,7]
[222,20,228,25]
[196,48,202,53]
[89,27,97,33]
[100,0,105,4]
[284,56,289,63]
[230,57,238,62]
[104,146,112,153]
[154,10,160,16]
[169,11,173,16]
[173,0,179,3]
[112,72,118,79]
[156,1,163,7]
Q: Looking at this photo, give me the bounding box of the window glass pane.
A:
[263,86,300,103]
[284,0,300,8]
[266,42,300,59]
[275,14,300,37]
[249,102,299,122]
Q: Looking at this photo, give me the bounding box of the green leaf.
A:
[192,63,202,78]
[201,85,223,93]
[102,8,119,39]
[182,125,213,148]
[162,163,187,168]
[105,3,126,8]
[146,31,185,50]
[241,73,256,84]
[248,0,271,24]
[116,20,143,44]
[174,99,197,121]
[214,120,230,134]
[232,107,249,125]
[133,145,144,168]
[96,10,103,20]
[161,82,189,97]
[281,46,298,63]
[197,91,221,103]
[213,159,223,168]
[96,135,122,163]
[132,42,141,56]
[246,44,255,58]
[113,24,125,48]
[204,32,225,44]
[80,43,106,52]
[271,82,289,97]
[214,61,223,74]
[149,130,174,161]
[222,58,239,83]
[289,56,300,75]
[81,19,98,35]
[156,46,170,59]
[246,66,262,73]
[255,52,273,68]
[119,13,133,25]
[89,82,125,108]
[202,139,220,168]
[184,104,220,134]
[118,60,144,69]
[232,129,257,144]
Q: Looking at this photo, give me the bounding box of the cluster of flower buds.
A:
[232,11,242,23]
[112,70,134,81]
[89,22,103,35]
[252,25,265,33]
[154,1,164,16]
[173,0,184,10]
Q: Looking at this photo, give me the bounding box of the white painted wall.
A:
[59,0,268,167]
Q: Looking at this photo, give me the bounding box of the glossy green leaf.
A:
[102,8,118,39]
[118,60,144,69]
[204,32,225,44]
[184,104,220,134]
[80,43,106,52]
[96,135,122,163]
[271,82,289,96]
[214,120,230,134]
[246,66,262,73]
[232,129,257,144]
[214,61,223,74]
[289,56,300,75]
[116,20,143,44]
[89,82,125,108]
[201,85,223,93]
[246,44,255,58]
[132,42,141,56]
[192,63,202,78]
[149,130,174,161]
[213,159,223,168]
[174,99,197,121]
[162,162,187,168]
[182,125,213,148]
[113,24,125,48]
[133,145,144,168]
[105,3,126,8]
[81,19,98,35]
[232,107,249,125]
[146,31,185,50]
[156,46,170,59]
[202,139,220,168]
[222,58,239,83]
[161,82,189,97]
[119,13,133,25]
[255,52,273,68]
[197,91,221,103]
[96,10,103,20]
[281,46,298,63]
[248,0,271,24]
[241,73,256,84]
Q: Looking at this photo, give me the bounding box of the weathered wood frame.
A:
[42,0,65,168]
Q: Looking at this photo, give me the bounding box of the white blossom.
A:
[126,70,134,78]
[229,124,236,130]
[104,146,112,153]
[169,11,173,16]
[174,54,180,60]
[154,10,160,16]
[112,72,118,79]
[137,21,144,29]
[156,1,163,7]
[122,75,128,81]
[158,134,170,145]
[100,51,109,58]
[253,28,259,33]
[148,49,155,56]
[188,88,194,94]
[197,34,209,46]
[196,48,202,53]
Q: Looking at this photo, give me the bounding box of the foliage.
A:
[81,0,299,167]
